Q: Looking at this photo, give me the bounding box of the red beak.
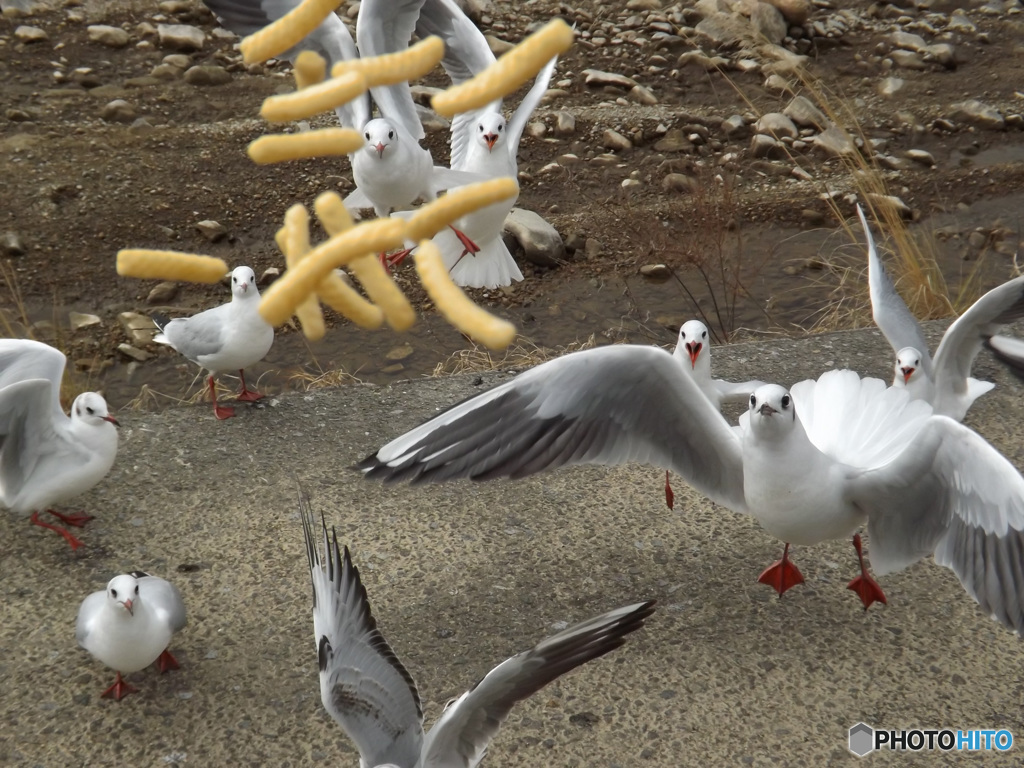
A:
[375,142,386,158]
[901,367,914,384]
[685,342,701,369]
[121,599,133,616]
[103,415,120,427]
[484,133,498,150]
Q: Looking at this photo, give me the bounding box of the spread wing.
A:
[847,416,1024,634]
[0,338,68,424]
[504,54,557,160]
[0,379,71,507]
[357,345,747,513]
[859,205,933,372]
[422,601,656,767]
[299,495,424,767]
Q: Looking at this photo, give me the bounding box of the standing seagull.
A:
[861,204,1024,420]
[663,320,764,508]
[153,266,274,420]
[299,496,655,766]
[0,339,119,549]
[76,571,187,700]
[357,344,1024,633]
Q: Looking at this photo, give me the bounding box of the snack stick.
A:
[314,192,415,332]
[260,71,367,123]
[294,50,327,89]
[432,18,573,117]
[414,240,516,350]
[116,250,228,283]
[283,204,327,341]
[329,36,444,87]
[316,270,385,329]
[248,128,365,164]
[239,0,341,65]
[406,177,519,242]
[259,218,407,326]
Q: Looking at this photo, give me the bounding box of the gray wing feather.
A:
[158,309,228,363]
[0,339,68,424]
[713,378,766,405]
[138,575,188,634]
[504,55,557,160]
[0,379,67,505]
[299,495,424,768]
[422,601,656,766]
[859,205,933,371]
[850,416,1024,634]
[357,345,748,513]
[75,590,106,647]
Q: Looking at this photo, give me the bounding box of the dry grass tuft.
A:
[431,334,602,376]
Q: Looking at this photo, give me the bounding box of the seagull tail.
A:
[448,236,524,290]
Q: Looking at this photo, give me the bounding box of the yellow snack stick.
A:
[414,240,516,350]
[260,71,367,123]
[316,270,385,330]
[248,128,365,164]
[116,250,228,283]
[329,36,444,87]
[283,204,327,341]
[432,18,573,117]
[294,50,327,89]
[240,0,341,65]
[406,177,519,242]
[314,192,415,332]
[259,218,407,326]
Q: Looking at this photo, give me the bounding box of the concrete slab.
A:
[2,324,1023,766]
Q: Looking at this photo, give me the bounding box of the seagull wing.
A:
[300,496,424,767]
[422,601,656,767]
[0,378,72,508]
[859,205,932,372]
[133,572,188,634]
[504,55,557,161]
[848,416,1024,634]
[985,334,1024,383]
[0,338,69,424]
[357,345,747,513]
[712,378,767,406]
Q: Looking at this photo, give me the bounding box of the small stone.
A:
[764,74,794,95]
[628,84,658,105]
[485,35,514,55]
[621,178,641,191]
[662,173,699,194]
[157,23,205,51]
[602,129,632,152]
[15,25,48,42]
[100,99,136,123]
[890,31,927,52]
[676,51,730,71]
[554,110,575,136]
[765,0,809,24]
[950,100,1005,130]
[385,344,414,362]
[525,121,546,139]
[755,113,798,140]
[640,263,672,280]
[752,3,787,44]
[653,128,691,152]
[584,238,603,259]
[890,50,926,70]
[162,53,191,68]
[69,312,101,330]
[118,312,159,345]
[6,108,36,122]
[150,63,181,79]
[905,149,935,167]
[948,10,976,33]
[2,232,26,257]
[503,208,565,267]
[147,282,179,303]
[184,65,231,86]
[867,193,912,220]
[380,363,405,375]
[626,0,660,8]
[582,69,638,89]
[87,24,129,48]
[923,43,957,69]
[813,125,857,158]
[783,96,827,129]
[260,267,281,285]
[878,77,905,97]
[750,134,785,159]
[721,114,748,139]
[196,219,228,242]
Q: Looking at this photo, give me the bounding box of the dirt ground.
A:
[2,0,1024,407]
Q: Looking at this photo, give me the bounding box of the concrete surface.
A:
[2,324,1024,768]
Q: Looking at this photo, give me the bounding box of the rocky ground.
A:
[2,0,1024,408]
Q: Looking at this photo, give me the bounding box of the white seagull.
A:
[299,496,655,767]
[860,204,1024,421]
[76,571,187,700]
[153,265,274,420]
[0,339,119,549]
[663,320,764,509]
[358,344,1024,633]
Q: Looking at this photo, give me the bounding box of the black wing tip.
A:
[151,312,171,331]
[128,570,152,579]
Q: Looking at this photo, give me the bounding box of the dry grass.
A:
[431,334,602,376]
[288,361,363,390]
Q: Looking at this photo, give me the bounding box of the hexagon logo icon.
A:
[849,722,875,757]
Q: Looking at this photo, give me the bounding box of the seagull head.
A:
[72,392,119,428]
[894,347,922,386]
[230,266,258,299]
[106,574,141,617]
[362,118,396,160]
[748,384,796,431]
[475,112,506,152]
[678,319,709,370]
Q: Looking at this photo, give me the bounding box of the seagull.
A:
[985,334,1024,382]
[76,571,187,700]
[153,266,274,420]
[860,204,1024,421]
[0,339,119,549]
[299,495,655,766]
[357,344,1024,634]
[663,319,764,508]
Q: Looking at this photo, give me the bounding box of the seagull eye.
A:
[86,406,94,415]
[702,330,707,338]
[111,589,118,598]
[749,395,756,407]
[135,585,139,594]
[478,124,484,132]
[364,132,370,140]
[781,394,791,408]
[388,130,394,139]
[497,124,503,131]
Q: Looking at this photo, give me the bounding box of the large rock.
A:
[755,112,798,140]
[87,25,129,48]
[752,2,787,44]
[813,124,857,158]
[765,0,809,24]
[950,100,1005,130]
[157,23,205,51]
[503,209,565,267]
[783,96,827,129]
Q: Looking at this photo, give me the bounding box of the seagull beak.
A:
[102,415,120,427]
[241,281,249,293]
[901,366,914,384]
[758,403,778,416]
[375,142,386,158]
[484,133,498,150]
[120,599,133,616]
[685,342,701,369]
